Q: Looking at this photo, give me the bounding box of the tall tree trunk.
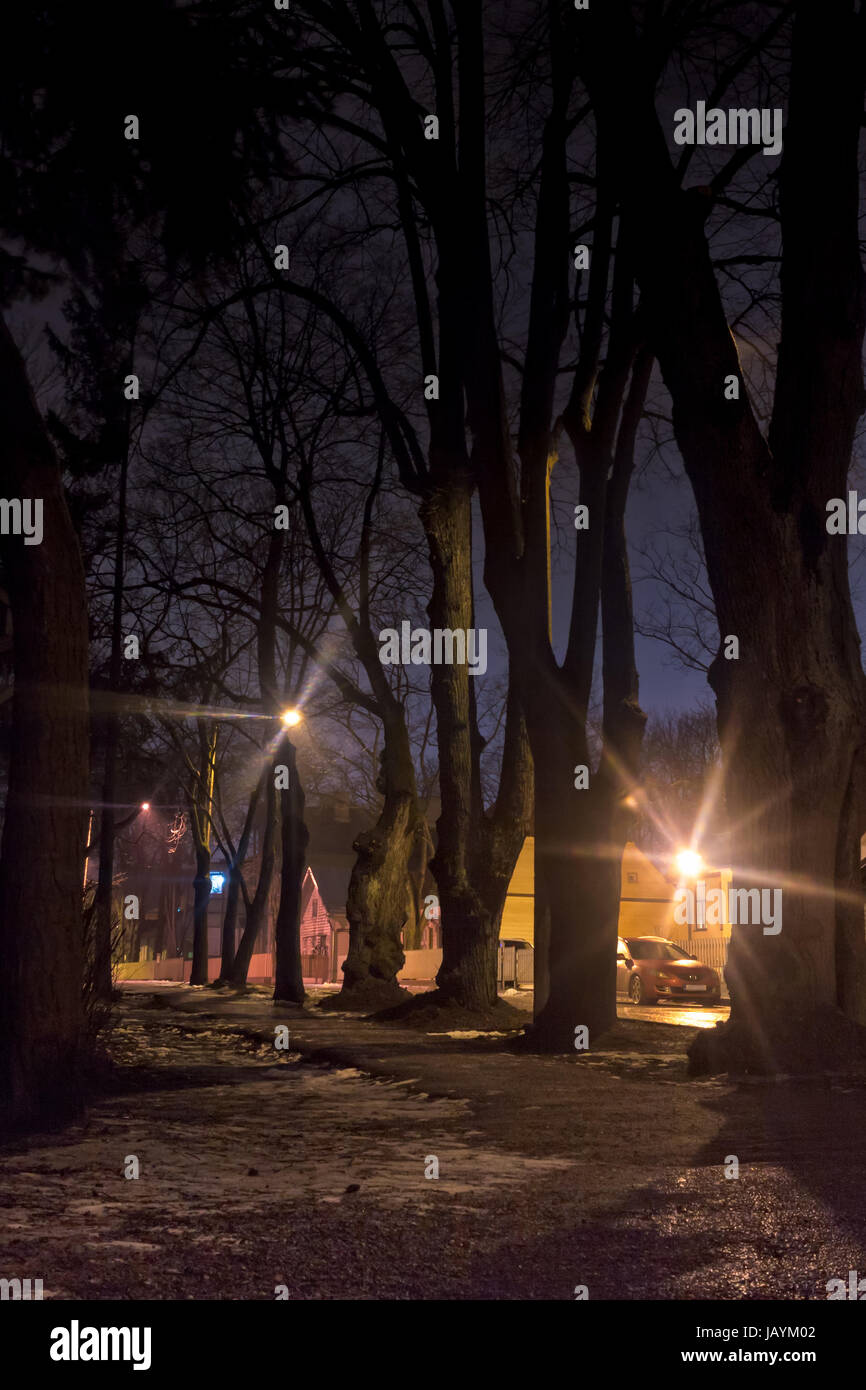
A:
[423,482,533,1010]
[330,708,419,1010]
[232,776,278,987]
[93,725,118,997]
[251,518,308,1002]
[423,479,487,1005]
[437,685,533,1011]
[528,350,649,1050]
[290,448,428,1011]
[273,735,308,1003]
[450,2,632,1038]
[695,629,866,1072]
[478,398,646,1050]
[581,0,866,1072]
[217,864,242,982]
[458,26,646,1046]
[234,521,283,990]
[187,722,217,987]
[155,875,171,959]
[405,820,434,950]
[527,714,619,1048]
[190,840,211,986]
[0,314,90,1128]
[92,440,130,1002]
[216,775,261,984]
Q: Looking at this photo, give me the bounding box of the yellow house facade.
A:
[500,838,733,945]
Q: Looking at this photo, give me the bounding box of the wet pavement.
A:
[501,987,729,1029]
[621,1002,729,1029]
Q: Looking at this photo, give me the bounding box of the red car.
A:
[616,935,720,1005]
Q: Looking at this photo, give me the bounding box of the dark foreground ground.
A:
[1,984,865,1300]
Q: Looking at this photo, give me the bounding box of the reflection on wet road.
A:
[619,1002,729,1028]
[501,988,729,1030]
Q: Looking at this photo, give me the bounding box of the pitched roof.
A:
[309,858,354,918]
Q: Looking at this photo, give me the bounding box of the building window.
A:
[311,897,318,919]
[210,872,226,894]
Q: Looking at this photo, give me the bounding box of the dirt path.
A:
[1,987,865,1299]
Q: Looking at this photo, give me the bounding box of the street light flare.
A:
[140,802,150,812]
[675,848,704,877]
[281,708,302,727]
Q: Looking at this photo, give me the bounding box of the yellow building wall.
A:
[500,838,731,946]
[619,842,680,937]
[500,838,535,944]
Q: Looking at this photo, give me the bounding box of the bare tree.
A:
[0,317,90,1128]
[273,3,649,1042]
[638,705,724,856]
[580,0,866,1072]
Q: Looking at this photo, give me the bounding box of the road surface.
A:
[499,987,729,1029]
[620,1001,729,1028]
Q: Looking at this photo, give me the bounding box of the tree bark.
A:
[530,349,650,1048]
[405,820,434,950]
[423,482,533,1010]
[187,721,217,986]
[447,3,641,1042]
[470,208,646,1049]
[273,735,308,1003]
[581,0,866,1071]
[216,775,261,984]
[436,687,532,1012]
[522,701,621,1048]
[0,314,91,1128]
[190,840,211,986]
[331,709,419,1010]
[290,447,427,1012]
[275,2,633,1034]
[92,437,130,1002]
[231,775,278,988]
[216,862,242,983]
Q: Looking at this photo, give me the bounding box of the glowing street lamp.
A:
[675,848,704,878]
[140,802,150,812]
[281,708,302,728]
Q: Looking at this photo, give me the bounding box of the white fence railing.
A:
[498,944,534,987]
